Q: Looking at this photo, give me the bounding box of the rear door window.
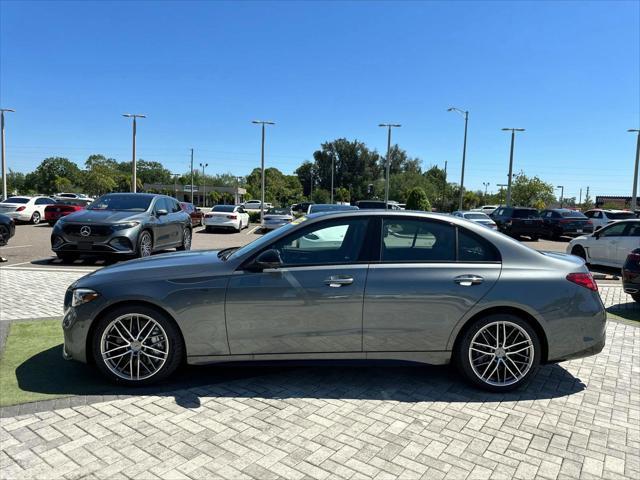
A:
[458,228,501,262]
[382,219,455,262]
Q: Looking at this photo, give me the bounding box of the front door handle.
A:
[324,275,354,287]
[454,275,484,286]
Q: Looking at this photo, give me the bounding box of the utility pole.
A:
[502,128,525,207]
[190,148,194,204]
[122,114,146,192]
[448,107,469,210]
[497,183,508,205]
[330,152,335,204]
[310,170,313,199]
[235,176,243,205]
[252,120,275,225]
[629,129,640,211]
[379,123,401,207]
[200,162,208,207]
[586,186,590,207]
[442,160,448,211]
[172,173,179,198]
[0,108,15,201]
[557,185,564,208]
[579,188,582,207]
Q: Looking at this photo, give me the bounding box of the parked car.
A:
[622,248,640,302]
[56,192,92,200]
[242,200,272,211]
[583,209,636,229]
[308,204,359,214]
[355,200,401,210]
[491,207,544,240]
[452,211,498,230]
[263,207,294,231]
[472,205,500,215]
[567,219,640,268]
[291,202,314,215]
[540,208,594,240]
[179,202,204,228]
[45,198,94,226]
[51,193,192,262]
[0,196,56,224]
[0,214,16,246]
[62,210,605,392]
[204,205,250,232]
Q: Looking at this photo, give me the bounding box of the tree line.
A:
[6,138,584,211]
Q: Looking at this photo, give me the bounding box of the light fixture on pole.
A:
[252,120,275,225]
[628,129,640,212]
[447,107,469,211]
[482,182,490,198]
[497,183,508,205]
[501,128,525,207]
[556,185,564,208]
[378,123,401,207]
[199,163,209,207]
[0,108,15,201]
[122,114,146,193]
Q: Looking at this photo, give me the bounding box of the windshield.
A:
[88,194,153,212]
[267,208,290,215]
[513,209,540,219]
[58,199,91,206]
[560,210,586,218]
[229,221,300,260]
[212,205,236,212]
[2,197,29,204]
[608,212,636,219]
[464,213,490,220]
[310,204,358,213]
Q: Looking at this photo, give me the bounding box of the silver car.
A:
[452,211,498,230]
[262,207,294,231]
[62,210,605,392]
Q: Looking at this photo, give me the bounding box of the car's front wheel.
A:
[137,230,153,258]
[456,314,540,392]
[92,305,183,385]
[177,227,191,251]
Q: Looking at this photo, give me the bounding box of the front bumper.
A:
[52,224,140,255]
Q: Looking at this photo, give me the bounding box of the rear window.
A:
[608,212,636,220]
[512,209,540,219]
[267,208,290,215]
[560,210,586,218]
[3,197,29,204]
[458,228,501,262]
[212,205,236,212]
[464,213,490,220]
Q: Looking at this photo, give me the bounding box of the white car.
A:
[242,200,272,211]
[567,219,640,268]
[471,205,500,215]
[204,205,250,232]
[263,207,293,231]
[0,196,56,224]
[451,211,498,230]
[56,192,92,199]
[583,209,636,230]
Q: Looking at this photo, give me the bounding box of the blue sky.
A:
[1,0,638,200]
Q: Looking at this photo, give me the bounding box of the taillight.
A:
[566,272,598,292]
[16,206,26,211]
[227,215,237,219]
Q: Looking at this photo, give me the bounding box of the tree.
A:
[6,169,25,195]
[312,188,330,204]
[582,191,594,210]
[406,187,431,211]
[335,187,350,203]
[510,172,556,208]
[27,157,82,194]
[245,167,303,206]
[384,145,422,175]
[295,161,315,197]
[463,191,481,210]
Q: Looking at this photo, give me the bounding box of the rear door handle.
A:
[324,275,354,287]
[454,275,484,286]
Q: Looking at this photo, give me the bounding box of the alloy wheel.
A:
[183,228,192,250]
[139,232,152,257]
[468,321,534,387]
[99,313,169,381]
[32,212,41,224]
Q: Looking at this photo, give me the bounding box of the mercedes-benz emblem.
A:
[80,226,91,237]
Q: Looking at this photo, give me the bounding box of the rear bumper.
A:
[3,211,32,221]
[204,219,239,229]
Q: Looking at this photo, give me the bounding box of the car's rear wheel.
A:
[571,245,587,262]
[137,230,153,258]
[0,224,10,246]
[31,212,41,224]
[177,227,191,251]
[205,226,213,233]
[456,314,540,392]
[92,305,183,385]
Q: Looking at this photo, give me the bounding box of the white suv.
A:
[583,209,636,229]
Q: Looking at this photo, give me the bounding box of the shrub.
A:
[405,187,431,211]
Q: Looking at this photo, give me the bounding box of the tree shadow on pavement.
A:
[14,344,585,412]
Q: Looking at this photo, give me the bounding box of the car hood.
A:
[76,250,230,288]
[61,209,146,223]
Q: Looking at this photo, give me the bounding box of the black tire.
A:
[632,293,640,303]
[0,224,10,246]
[571,245,587,262]
[531,235,539,242]
[136,230,153,258]
[455,314,541,392]
[205,226,212,233]
[91,304,184,386]
[31,211,41,225]
[56,252,78,263]
[176,227,192,251]
[236,221,242,233]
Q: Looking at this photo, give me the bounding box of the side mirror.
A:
[249,249,282,271]
[156,209,168,217]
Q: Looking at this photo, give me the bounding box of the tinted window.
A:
[592,211,602,218]
[3,197,29,204]
[458,228,501,262]
[512,209,540,219]
[382,219,455,262]
[89,194,153,212]
[180,202,193,213]
[464,213,490,220]
[267,208,290,215]
[600,223,627,237]
[170,199,181,213]
[272,218,368,266]
[35,198,54,205]
[213,205,236,212]
[627,223,640,237]
[560,210,586,218]
[154,198,170,212]
[608,212,636,220]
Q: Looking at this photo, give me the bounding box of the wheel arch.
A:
[85,300,187,365]
[451,306,549,364]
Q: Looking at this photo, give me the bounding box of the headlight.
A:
[112,222,140,231]
[72,288,99,307]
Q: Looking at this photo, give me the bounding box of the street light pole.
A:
[442,160,448,211]
[379,123,401,207]
[502,128,525,207]
[122,114,146,193]
[497,183,508,205]
[190,149,194,204]
[330,152,335,204]
[629,129,640,211]
[200,163,208,207]
[482,182,490,199]
[448,107,469,211]
[557,185,564,208]
[0,108,15,201]
[252,120,275,225]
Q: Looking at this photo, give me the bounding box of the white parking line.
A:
[0,244,32,249]
[246,225,261,235]
[0,266,97,273]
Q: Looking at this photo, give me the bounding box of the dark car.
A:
[540,208,594,240]
[45,198,94,226]
[491,207,544,240]
[291,202,314,215]
[51,193,192,262]
[622,248,640,302]
[179,202,204,228]
[0,213,15,246]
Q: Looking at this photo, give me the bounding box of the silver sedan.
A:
[62,210,605,392]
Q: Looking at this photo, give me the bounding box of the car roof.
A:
[100,192,160,198]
